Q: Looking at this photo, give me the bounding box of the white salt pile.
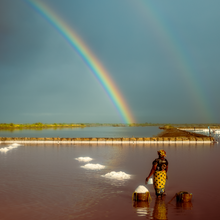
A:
[134,185,149,193]
[81,163,105,170]
[11,143,20,146]
[0,144,20,153]
[75,157,93,162]
[101,171,131,180]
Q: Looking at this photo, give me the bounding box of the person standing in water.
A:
[145,150,168,197]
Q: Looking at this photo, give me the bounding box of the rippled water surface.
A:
[0,142,219,219]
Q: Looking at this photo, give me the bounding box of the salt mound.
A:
[11,143,20,146]
[0,144,19,153]
[134,185,149,193]
[75,157,93,162]
[81,163,105,170]
[0,147,11,153]
[101,171,131,180]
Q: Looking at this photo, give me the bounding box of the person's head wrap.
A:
[157,149,166,157]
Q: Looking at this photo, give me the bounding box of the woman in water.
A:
[145,150,168,197]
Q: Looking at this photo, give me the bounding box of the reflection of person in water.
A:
[133,198,168,219]
[153,197,168,219]
[145,150,168,197]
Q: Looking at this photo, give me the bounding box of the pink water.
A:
[0,143,219,219]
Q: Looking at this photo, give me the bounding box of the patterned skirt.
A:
[153,171,166,195]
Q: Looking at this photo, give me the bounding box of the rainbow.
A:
[25,0,135,124]
[133,0,213,122]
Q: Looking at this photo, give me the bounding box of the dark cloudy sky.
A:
[0,0,220,124]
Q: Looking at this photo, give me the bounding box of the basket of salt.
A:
[132,185,152,202]
[176,191,192,203]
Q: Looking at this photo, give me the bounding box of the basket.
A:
[133,192,150,201]
[176,191,192,202]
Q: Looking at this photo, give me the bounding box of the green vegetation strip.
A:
[0,123,86,130]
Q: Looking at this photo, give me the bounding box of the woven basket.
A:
[133,192,149,201]
[176,192,192,202]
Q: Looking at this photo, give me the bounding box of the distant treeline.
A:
[0,122,86,130]
[0,122,219,130]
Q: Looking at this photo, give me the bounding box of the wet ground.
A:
[156,127,209,138]
[0,142,219,219]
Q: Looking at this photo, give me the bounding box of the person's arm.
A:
[166,164,168,173]
[145,163,157,184]
[165,159,168,173]
[166,160,168,179]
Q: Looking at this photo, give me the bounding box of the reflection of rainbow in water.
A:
[133,0,213,122]
[25,0,135,124]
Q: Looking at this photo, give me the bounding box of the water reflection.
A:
[0,126,161,138]
[0,143,219,219]
[133,201,152,217]
[176,201,193,210]
[133,197,167,219]
[133,197,193,219]
[152,198,168,219]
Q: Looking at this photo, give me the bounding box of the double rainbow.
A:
[26,0,135,124]
[134,0,213,122]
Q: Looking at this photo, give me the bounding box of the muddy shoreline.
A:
[156,127,209,138]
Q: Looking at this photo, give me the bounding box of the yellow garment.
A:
[153,171,166,195]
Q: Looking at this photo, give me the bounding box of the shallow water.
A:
[0,126,161,138]
[0,142,219,219]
